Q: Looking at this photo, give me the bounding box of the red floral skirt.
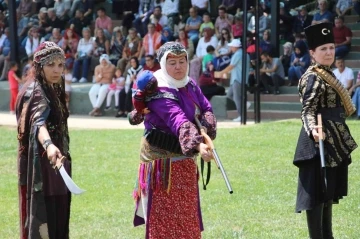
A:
[147,158,202,239]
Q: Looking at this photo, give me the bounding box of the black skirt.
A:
[295,157,349,213]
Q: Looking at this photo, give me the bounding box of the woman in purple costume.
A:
[129,42,217,238]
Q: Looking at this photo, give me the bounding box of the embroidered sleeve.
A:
[201,111,217,140]
[299,73,325,138]
[178,121,204,156]
[128,109,145,125]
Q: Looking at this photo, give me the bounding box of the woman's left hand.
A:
[197,143,213,162]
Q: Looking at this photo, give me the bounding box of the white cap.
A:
[228,39,242,48]
[99,54,110,64]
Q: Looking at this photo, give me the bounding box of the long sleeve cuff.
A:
[178,121,203,156]
[200,111,217,140]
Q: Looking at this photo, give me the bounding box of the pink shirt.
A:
[95,16,112,31]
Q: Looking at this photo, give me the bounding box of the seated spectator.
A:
[161,0,180,32]
[199,12,214,37]
[202,45,215,72]
[176,29,194,60]
[72,27,94,83]
[185,7,202,47]
[191,0,208,16]
[69,0,94,21]
[293,5,313,34]
[288,40,310,86]
[62,28,79,70]
[260,51,285,95]
[18,0,33,17]
[333,16,352,58]
[138,23,162,65]
[143,54,160,72]
[21,55,33,82]
[353,0,360,23]
[109,27,126,66]
[246,34,260,55]
[25,27,41,57]
[90,28,111,75]
[199,62,226,100]
[89,54,116,116]
[333,57,354,90]
[336,0,354,16]
[0,27,10,81]
[54,0,71,23]
[213,28,232,71]
[248,8,269,37]
[37,7,49,37]
[161,27,174,44]
[94,7,112,40]
[132,0,154,37]
[17,9,31,42]
[117,28,142,75]
[189,28,218,83]
[150,6,168,29]
[311,0,333,25]
[231,14,243,39]
[221,0,241,15]
[260,29,273,54]
[115,57,143,117]
[119,0,139,33]
[279,41,293,77]
[47,8,64,32]
[215,5,234,39]
[64,65,72,112]
[48,28,63,46]
[69,9,91,36]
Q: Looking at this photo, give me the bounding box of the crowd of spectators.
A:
[1,0,360,116]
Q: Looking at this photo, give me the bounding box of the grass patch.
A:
[1,120,360,238]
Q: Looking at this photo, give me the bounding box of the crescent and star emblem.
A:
[322,28,330,35]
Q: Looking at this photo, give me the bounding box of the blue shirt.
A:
[186,16,202,35]
[230,48,250,85]
[1,37,11,56]
[313,10,333,23]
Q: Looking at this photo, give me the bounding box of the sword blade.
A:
[59,166,85,195]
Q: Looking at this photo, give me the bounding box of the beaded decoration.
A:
[156,42,188,63]
[33,41,65,66]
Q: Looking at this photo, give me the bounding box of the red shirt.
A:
[8,70,19,90]
[143,63,161,72]
[333,26,352,45]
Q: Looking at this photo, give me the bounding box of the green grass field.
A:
[1,120,360,239]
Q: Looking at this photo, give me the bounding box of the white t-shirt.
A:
[191,0,208,9]
[64,73,72,92]
[333,67,354,89]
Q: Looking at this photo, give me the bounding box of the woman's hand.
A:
[46,144,63,165]
[312,126,325,142]
[197,143,213,162]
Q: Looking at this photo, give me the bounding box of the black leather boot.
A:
[322,201,334,239]
[306,204,324,239]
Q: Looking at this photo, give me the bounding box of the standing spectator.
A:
[69,9,91,36]
[109,27,126,66]
[218,39,251,122]
[333,16,352,58]
[215,5,234,39]
[293,6,313,34]
[311,0,333,25]
[333,57,354,90]
[25,27,41,57]
[288,40,311,86]
[115,57,143,117]
[94,7,113,40]
[202,45,215,72]
[62,28,79,70]
[143,54,160,72]
[117,28,142,75]
[89,54,116,116]
[8,62,21,114]
[260,51,285,95]
[280,41,293,77]
[176,28,194,60]
[138,23,162,66]
[336,0,354,16]
[185,7,202,47]
[191,0,209,16]
[53,0,71,23]
[72,27,94,83]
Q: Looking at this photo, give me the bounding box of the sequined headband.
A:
[33,41,65,66]
[157,42,187,63]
